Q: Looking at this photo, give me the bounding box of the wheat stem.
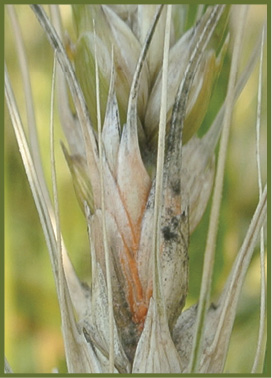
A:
[93,23,115,373]
[7,5,44,183]
[204,25,265,156]
[252,26,266,373]
[152,4,172,315]
[5,66,60,287]
[189,5,249,372]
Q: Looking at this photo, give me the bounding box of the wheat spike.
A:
[5,4,267,374]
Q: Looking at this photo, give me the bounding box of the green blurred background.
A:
[5,4,267,374]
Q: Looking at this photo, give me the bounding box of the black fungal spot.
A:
[210,302,218,310]
[162,226,177,241]
[171,179,181,195]
[171,216,179,228]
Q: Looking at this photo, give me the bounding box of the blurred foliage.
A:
[5,4,267,374]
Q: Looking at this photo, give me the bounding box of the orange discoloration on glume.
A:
[119,236,149,327]
[117,183,153,328]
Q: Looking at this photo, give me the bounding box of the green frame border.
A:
[2,1,271,377]
[1,1,4,377]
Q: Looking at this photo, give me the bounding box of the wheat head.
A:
[5,4,267,374]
